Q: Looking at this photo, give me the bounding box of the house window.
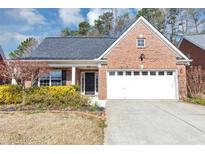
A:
[158,71,164,76]
[167,71,173,76]
[137,38,145,48]
[51,70,62,86]
[40,75,50,86]
[142,71,148,75]
[134,71,140,76]
[109,71,115,76]
[62,70,67,85]
[125,71,132,76]
[150,71,156,76]
[117,71,123,76]
[39,70,64,86]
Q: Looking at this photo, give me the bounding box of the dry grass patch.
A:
[0,112,104,144]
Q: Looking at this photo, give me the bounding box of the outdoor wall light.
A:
[139,53,145,61]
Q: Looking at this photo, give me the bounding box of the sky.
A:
[0,8,137,57]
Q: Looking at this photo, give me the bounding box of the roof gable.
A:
[180,34,205,51]
[98,16,190,62]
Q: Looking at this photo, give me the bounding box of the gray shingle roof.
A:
[25,37,117,60]
[183,34,205,51]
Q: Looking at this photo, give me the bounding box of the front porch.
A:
[37,66,99,97]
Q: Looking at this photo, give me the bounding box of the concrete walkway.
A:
[104,100,205,144]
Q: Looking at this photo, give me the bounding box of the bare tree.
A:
[0,60,51,89]
[187,66,205,99]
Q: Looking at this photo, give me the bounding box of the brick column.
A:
[98,64,107,100]
[177,65,187,100]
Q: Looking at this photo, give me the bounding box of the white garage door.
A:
[107,70,177,99]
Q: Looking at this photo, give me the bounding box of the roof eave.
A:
[176,59,192,65]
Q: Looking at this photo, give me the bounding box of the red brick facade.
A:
[98,20,187,100]
[179,39,205,68]
[177,65,187,99]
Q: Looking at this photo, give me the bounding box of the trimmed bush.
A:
[0,85,89,110]
[0,85,22,104]
[25,86,89,109]
[71,85,80,92]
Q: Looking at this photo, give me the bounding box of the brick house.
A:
[23,16,191,106]
[178,34,205,68]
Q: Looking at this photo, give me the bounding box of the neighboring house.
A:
[23,17,191,105]
[0,45,6,84]
[178,34,205,68]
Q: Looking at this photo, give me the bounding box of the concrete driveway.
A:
[104,100,205,144]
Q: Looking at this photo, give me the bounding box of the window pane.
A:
[134,71,140,75]
[62,70,66,85]
[51,71,62,80]
[137,39,145,47]
[40,74,50,86]
[40,80,49,86]
[150,71,156,76]
[142,71,148,75]
[158,71,164,75]
[117,71,123,76]
[109,71,115,76]
[167,71,173,76]
[51,70,62,86]
[125,71,132,76]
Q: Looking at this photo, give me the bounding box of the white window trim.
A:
[80,71,98,96]
[137,38,145,48]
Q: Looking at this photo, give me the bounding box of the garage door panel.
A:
[107,70,177,99]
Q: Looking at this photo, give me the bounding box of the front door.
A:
[85,72,95,95]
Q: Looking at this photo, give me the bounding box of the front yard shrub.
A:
[0,85,22,104]
[71,85,80,91]
[187,98,205,106]
[25,86,89,109]
[0,85,90,110]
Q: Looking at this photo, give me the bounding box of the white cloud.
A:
[87,8,137,25]
[87,9,111,25]
[59,8,84,27]
[6,9,46,25]
[0,32,28,45]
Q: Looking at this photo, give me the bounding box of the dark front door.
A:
[85,72,95,95]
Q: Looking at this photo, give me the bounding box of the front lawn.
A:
[0,112,104,144]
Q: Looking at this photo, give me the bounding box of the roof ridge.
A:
[45,36,118,39]
[183,33,205,37]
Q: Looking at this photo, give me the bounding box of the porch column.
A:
[11,68,17,85]
[11,78,17,85]
[71,66,76,85]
